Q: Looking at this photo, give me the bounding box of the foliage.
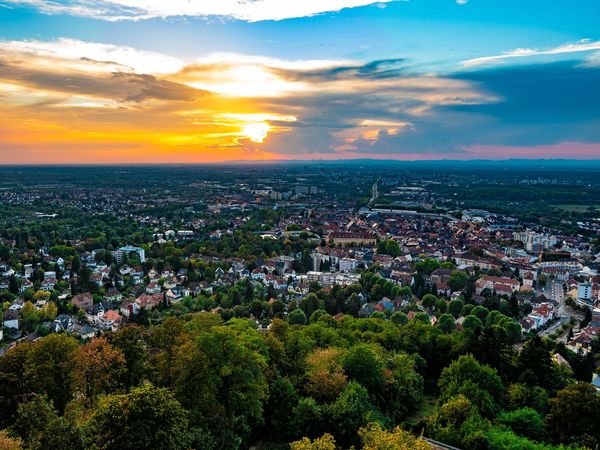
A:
[438,354,504,418]
[289,308,307,325]
[89,385,191,450]
[497,407,545,441]
[359,422,432,450]
[290,434,336,450]
[545,382,600,448]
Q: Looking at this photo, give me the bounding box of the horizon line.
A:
[1,158,600,168]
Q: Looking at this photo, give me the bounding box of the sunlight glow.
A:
[242,122,271,143]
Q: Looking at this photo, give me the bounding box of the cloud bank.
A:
[1,0,398,21]
[1,37,599,163]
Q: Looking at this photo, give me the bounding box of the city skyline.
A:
[1,0,599,163]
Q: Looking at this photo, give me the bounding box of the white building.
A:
[339,258,357,273]
[513,230,557,253]
[115,246,146,264]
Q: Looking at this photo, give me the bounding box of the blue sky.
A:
[0,0,599,162]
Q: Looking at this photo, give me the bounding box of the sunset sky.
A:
[0,0,599,163]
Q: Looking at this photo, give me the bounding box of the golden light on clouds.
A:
[0,38,497,163]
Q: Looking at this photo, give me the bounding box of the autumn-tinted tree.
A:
[0,430,22,450]
[73,337,126,400]
[290,433,336,450]
[304,348,348,402]
[360,422,432,450]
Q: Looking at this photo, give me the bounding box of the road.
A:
[538,279,583,340]
[368,177,381,206]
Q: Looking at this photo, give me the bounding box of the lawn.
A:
[552,204,599,212]
[403,395,437,426]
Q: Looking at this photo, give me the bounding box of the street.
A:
[538,279,583,340]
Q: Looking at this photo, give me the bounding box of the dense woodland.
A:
[1,301,599,449]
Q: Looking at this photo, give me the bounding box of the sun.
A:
[242,122,270,143]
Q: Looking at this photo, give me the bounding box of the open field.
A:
[552,204,600,212]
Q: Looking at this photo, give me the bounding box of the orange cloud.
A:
[0,38,498,163]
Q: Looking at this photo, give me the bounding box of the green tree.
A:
[422,294,438,309]
[109,325,150,388]
[437,314,456,333]
[414,259,440,275]
[545,382,600,447]
[497,407,545,441]
[438,354,504,418]
[413,312,430,324]
[289,308,307,325]
[370,311,386,320]
[300,293,321,317]
[380,353,424,421]
[506,383,549,413]
[448,299,464,318]
[463,315,484,333]
[89,385,191,450]
[309,309,327,324]
[447,271,469,292]
[264,377,299,440]
[390,311,408,326]
[0,343,33,427]
[472,305,489,320]
[13,395,84,450]
[25,334,78,413]
[516,336,567,392]
[169,326,268,447]
[326,382,375,447]
[342,344,384,393]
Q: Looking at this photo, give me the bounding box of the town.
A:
[1,162,600,449]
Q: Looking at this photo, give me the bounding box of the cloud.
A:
[1,0,398,21]
[463,39,600,67]
[2,36,599,162]
[0,38,185,74]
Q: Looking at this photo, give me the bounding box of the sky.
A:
[0,0,599,163]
